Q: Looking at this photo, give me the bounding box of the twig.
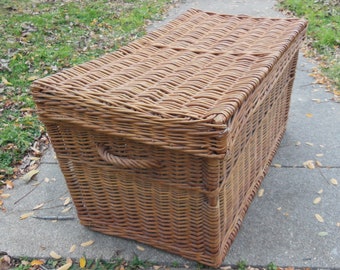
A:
[33,215,75,220]
[9,204,66,214]
[14,180,43,205]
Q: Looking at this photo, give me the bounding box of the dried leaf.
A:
[273,163,282,168]
[315,214,324,223]
[28,156,40,161]
[27,76,39,82]
[21,260,30,266]
[57,261,72,270]
[153,266,162,270]
[305,113,313,118]
[20,212,34,220]
[313,197,321,205]
[50,251,61,259]
[317,189,323,194]
[79,257,86,268]
[64,197,71,206]
[5,180,14,189]
[305,142,314,146]
[30,259,44,266]
[303,160,315,169]
[20,169,39,183]
[315,160,322,167]
[2,76,12,85]
[69,244,76,253]
[257,188,264,197]
[33,203,44,210]
[0,255,11,270]
[81,240,94,247]
[136,245,145,251]
[315,76,328,84]
[318,232,328,237]
[62,206,72,213]
[0,200,3,207]
[220,266,232,270]
[330,178,338,186]
[0,193,10,199]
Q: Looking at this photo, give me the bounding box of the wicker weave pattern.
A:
[31,9,307,267]
[144,9,304,55]
[32,10,307,158]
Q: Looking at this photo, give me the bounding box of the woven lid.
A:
[142,9,307,55]
[32,9,307,157]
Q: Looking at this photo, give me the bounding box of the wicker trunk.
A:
[31,9,307,267]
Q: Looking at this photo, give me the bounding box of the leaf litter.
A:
[313,197,321,204]
[57,259,73,270]
[0,193,10,199]
[81,240,94,247]
[20,212,34,220]
[318,231,328,237]
[50,251,61,260]
[61,206,72,213]
[5,180,14,189]
[63,197,71,206]
[330,178,338,186]
[257,188,264,197]
[20,169,39,183]
[137,245,145,251]
[303,160,315,169]
[69,244,76,253]
[273,163,282,168]
[315,160,322,167]
[79,257,86,268]
[315,214,324,223]
[30,259,44,266]
[32,203,44,210]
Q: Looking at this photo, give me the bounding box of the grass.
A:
[0,0,174,179]
[5,256,148,270]
[236,260,247,270]
[2,255,284,270]
[278,0,340,91]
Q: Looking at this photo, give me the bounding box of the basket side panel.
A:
[43,122,224,264]
[217,48,301,261]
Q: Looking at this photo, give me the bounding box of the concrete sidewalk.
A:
[1,0,339,268]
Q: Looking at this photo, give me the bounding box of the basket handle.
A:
[97,144,162,169]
